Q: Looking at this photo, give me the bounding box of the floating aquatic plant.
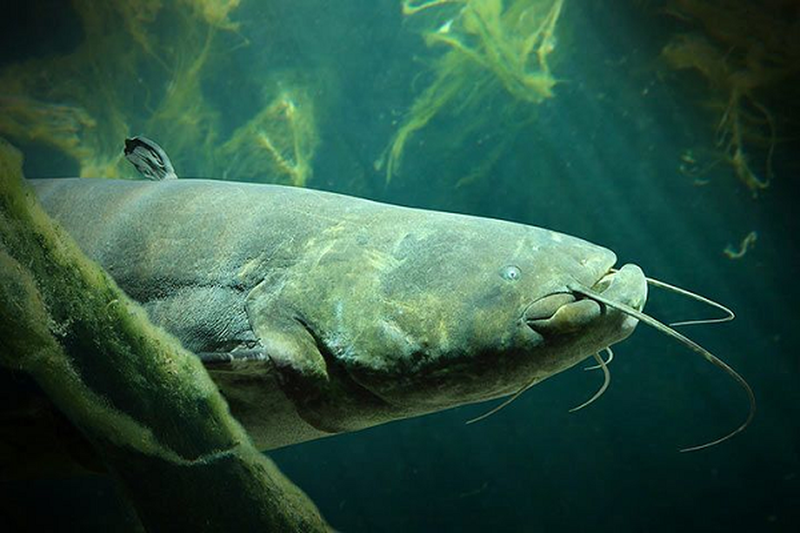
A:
[0,0,321,186]
[661,0,798,195]
[380,0,565,182]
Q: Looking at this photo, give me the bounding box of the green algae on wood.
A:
[0,139,330,532]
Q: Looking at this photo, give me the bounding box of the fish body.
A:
[29,178,646,450]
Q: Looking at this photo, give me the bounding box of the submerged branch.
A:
[0,139,330,532]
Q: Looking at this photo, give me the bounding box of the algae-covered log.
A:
[0,139,330,531]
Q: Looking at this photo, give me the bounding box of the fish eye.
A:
[500,265,521,281]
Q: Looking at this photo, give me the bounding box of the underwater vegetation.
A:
[2,0,793,199]
[0,0,320,186]
[217,73,319,186]
[0,0,567,191]
[378,0,565,183]
[723,230,757,259]
[660,0,799,195]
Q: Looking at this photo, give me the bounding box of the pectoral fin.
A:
[245,280,395,433]
[244,280,329,400]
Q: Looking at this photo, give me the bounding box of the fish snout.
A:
[522,264,647,335]
[593,264,647,312]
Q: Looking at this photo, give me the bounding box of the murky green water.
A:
[1,1,798,531]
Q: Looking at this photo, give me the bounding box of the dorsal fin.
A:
[123,136,178,180]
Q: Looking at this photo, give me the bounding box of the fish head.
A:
[247,210,648,432]
[338,216,648,412]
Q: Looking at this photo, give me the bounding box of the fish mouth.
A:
[522,264,647,335]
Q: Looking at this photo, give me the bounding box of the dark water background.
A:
[2,1,799,531]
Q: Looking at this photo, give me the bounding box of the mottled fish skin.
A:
[30,178,646,451]
[123,136,178,181]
